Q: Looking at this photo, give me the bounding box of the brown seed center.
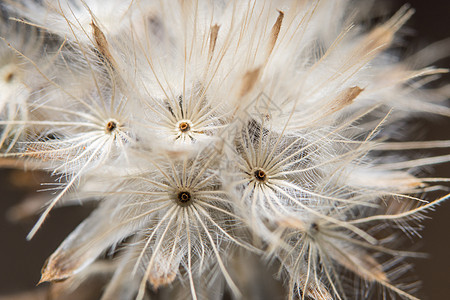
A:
[5,72,14,83]
[311,223,319,232]
[106,120,117,133]
[254,169,267,182]
[179,122,190,132]
[177,191,191,204]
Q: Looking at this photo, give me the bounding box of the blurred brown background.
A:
[392,0,450,299]
[0,0,449,299]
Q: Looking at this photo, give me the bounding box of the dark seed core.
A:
[5,72,14,83]
[179,122,190,132]
[177,191,191,203]
[106,121,117,132]
[254,169,267,182]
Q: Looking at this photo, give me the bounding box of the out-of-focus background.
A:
[391,0,450,299]
[0,0,449,299]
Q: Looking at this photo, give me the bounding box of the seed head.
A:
[0,1,448,300]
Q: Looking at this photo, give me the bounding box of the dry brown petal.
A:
[91,20,116,67]
[239,68,261,97]
[267,10,284,59]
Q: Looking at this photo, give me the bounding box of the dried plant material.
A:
[305,86,365,125]
[148,269,177,290]
[352,6,413,66]
[267,10,284,59]
[208,25,220,62]
[330,86,364,112]
[40,254,81,283]
[328,247,387,282]
[295,272,333,300]
[239,67,261,97]
[47,261,114,300]
[0,1,449,300]
[91,20,116,67]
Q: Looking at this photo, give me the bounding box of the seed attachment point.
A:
[105,120,118,133]
[177,191,192,205]
[254,169,267,182]
[179,121,190,133]
[5,72,15,83]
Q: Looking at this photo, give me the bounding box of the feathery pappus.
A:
[0,0,449,299]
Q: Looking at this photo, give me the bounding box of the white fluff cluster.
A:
[1,0,449,299]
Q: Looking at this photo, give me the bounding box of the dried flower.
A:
[0,1,449,299]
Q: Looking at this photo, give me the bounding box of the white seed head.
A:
[0,1,449,300]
